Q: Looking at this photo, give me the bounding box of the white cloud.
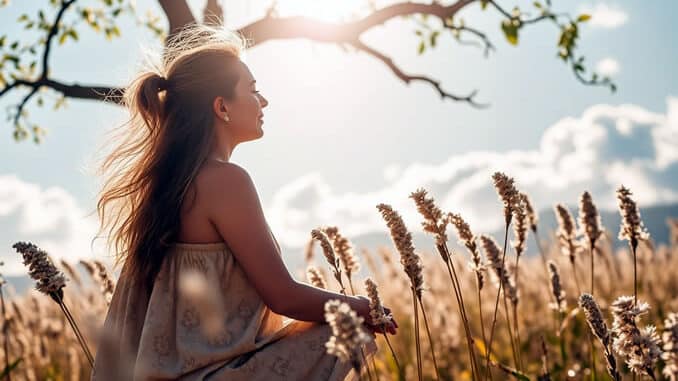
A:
[0,175,101,277]
[596,57,621,77]
[265,97,678,248]
[579,3,629,29]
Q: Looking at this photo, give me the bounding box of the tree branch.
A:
[238,0,477,46]
[350,39,486,107]
[158,0,196,40]
[43,79,123,104]
[41,0,77,81]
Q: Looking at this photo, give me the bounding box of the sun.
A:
[276,0,370,22]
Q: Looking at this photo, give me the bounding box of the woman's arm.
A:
[203,162,371,323]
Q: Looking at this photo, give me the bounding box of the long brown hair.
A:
[96,25,246,292]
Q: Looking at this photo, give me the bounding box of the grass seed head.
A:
[324,299,371,372]
[323,226,360,278]
[13,241,67,298]
[376,203,424,298]
[306,266,327,289]
[547,261,566,312]
[410,188,448,247]
[616,185,650,248]
[662,313,678,381]
[579,191,603,247]
[492,172,520,225]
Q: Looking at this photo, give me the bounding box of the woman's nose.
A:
[259,94,269,108]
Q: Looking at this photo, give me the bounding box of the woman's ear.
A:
[212,96,229,121]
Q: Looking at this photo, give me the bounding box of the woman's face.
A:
[217,61,269,142]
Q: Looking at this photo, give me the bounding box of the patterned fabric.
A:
[90,242,376,380]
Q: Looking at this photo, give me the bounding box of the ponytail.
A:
[96,24,246,293]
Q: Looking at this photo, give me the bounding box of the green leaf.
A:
[0,35,5,47]
[430,30,440,47]
[58,31,68,45]
[68,29,79,41]
[577,14,591,22]
[17,14,29,22]
[417,40,425,55]
[533,1,543,9]
[0,358,23,378]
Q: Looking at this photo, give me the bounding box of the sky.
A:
[0,0,677,277]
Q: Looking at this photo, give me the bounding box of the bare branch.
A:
[446,25,495,56]
[2,78,122,105]
[238,0,477,46]
[12,86,39,126]
[43,79,123,104]
[41,0,77,80]
[350,39,487,108]
[158,0,196,39]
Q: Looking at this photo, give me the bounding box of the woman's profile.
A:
[91,24,396,380]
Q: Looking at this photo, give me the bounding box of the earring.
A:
[223,113,230,123]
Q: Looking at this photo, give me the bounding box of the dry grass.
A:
[2,180,678,381]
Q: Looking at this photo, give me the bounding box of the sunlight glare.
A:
[277,0,371,22]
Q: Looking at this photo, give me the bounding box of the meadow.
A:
[2,172,677,381]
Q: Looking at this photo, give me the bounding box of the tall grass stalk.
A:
[443,250,481,380]
[0,277,10,381]
[412,288,423,381]
[313,229,373,380]
[449,211,488,380]
[485,224,514,380]
[409,190,477,380]
[417,296,441,380]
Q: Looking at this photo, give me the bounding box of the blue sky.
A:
[1,0,677,276]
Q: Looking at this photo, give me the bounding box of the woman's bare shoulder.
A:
[194,162,258,205]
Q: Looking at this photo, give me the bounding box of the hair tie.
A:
[157,76,170,92]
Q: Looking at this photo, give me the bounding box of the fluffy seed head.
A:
[364,278,392,327]
[547,261,566,312]
[512,194,529,256]
[93,260,115,305]
[449,212,484,289]
[376,203,424,298]
[579,293,620,381]
[323,226,360,278]
[522,192,539,232]
[492,172,520,225]
[480,235,518,305]
[13,241,67,297]
[662,312,678,381]
[306,266,327,289]
[410,188,448,247]
[616,185,650,247]
[579,191,603,246]
[579,293,609,344]
[611,295,660,378]
[555,204,579,263]
[324,299,372,372]
[311,229,339,272]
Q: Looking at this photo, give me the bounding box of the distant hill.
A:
[5,203,676,296]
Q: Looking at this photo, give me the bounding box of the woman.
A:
[92,24,396,380]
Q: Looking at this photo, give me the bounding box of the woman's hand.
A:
[355,296,398,335]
